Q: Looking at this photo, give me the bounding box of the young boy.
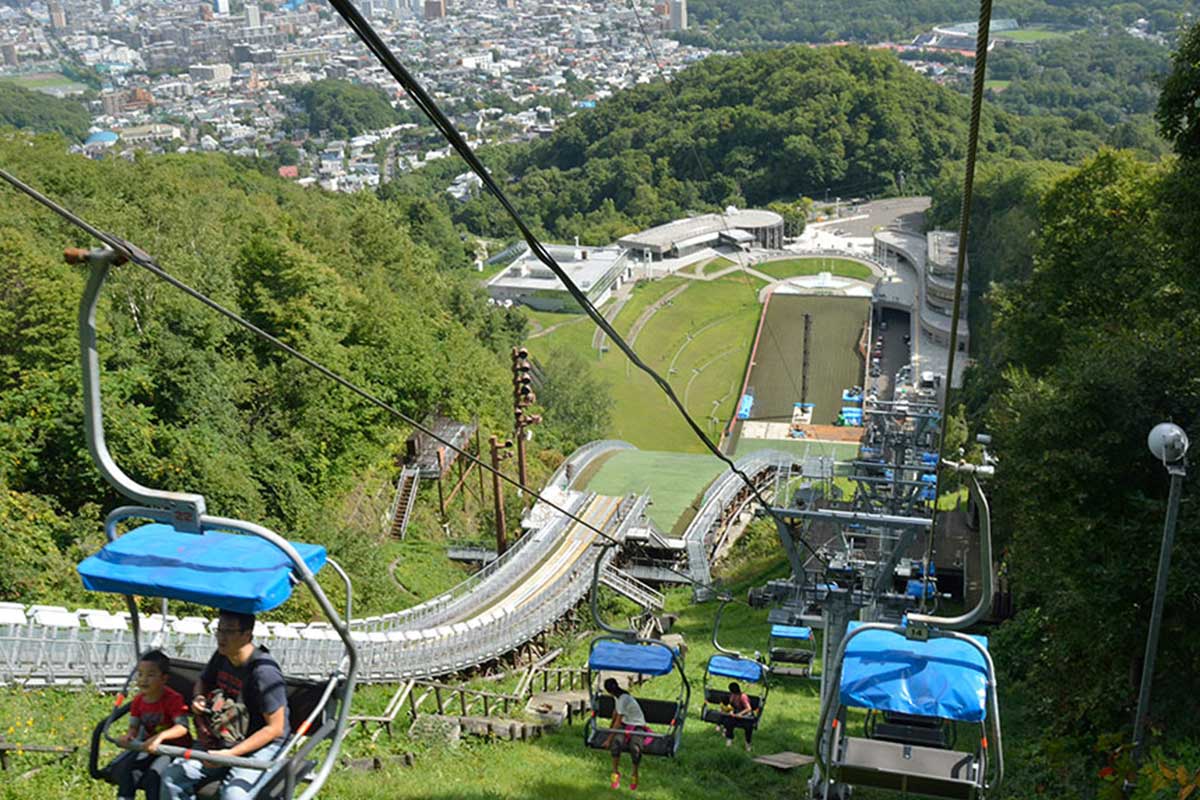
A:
[113,650,191,800]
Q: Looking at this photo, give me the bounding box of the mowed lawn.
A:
[756,258,875,282]
[746,295,869,425]
[528,275,765,453]
[582,449,728,532]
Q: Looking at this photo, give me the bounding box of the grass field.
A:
[581,450,727,533]
[733,437,861,463]
[994,27,1073,41]
[697,256,736,276]
[745,295,869,426]
[756,258,875,282]
[3,72,88,94]
[531,274,766,453]
[984,79,1012,91]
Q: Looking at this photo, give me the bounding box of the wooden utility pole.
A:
[489,435,513,554]
[511,347,542,491]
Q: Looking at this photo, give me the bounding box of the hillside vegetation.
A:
[925,23,1200,794]
[451,46,1125,244]
[0,81,92,142]
[0,131,524,615]
[679,0,1194,45]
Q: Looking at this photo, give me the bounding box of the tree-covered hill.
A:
[0,131,523,607]
[282,78,409,139]
[679,0,1195,46]
[452,46,1115,244]
[0,81,92,142]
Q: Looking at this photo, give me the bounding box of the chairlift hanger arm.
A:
[907,469,992,630]
[77,252,206,530]
[711,596,738,656]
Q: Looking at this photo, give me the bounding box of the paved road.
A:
[826,197,931,238]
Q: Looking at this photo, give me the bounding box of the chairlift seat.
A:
[90,658,332,798]
[77,523,327,614]
[829,624,993,799]
[835,735,981,800]
[587,694,681,757]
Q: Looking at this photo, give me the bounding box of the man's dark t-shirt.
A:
[200,647,290,744]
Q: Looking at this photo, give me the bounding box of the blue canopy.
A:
[771,624,812,641]
[839,622,990,723]
[77,523,327,614]
[589,640,677,676]
[707,655,765,683]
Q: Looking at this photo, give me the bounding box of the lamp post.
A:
[1130,422,1189,765]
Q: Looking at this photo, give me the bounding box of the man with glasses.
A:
[161,610,289,800]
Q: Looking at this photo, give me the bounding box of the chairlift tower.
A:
[749,395,946,700]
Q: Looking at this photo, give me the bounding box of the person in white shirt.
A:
[599,678,650,791]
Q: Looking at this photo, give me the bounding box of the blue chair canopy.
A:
[839,622,990,723]
[588,639,677,676]
[707,654,765,683]
[770,624,812,641]
[77,523,326,614]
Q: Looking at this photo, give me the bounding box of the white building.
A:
[486,242,632,312]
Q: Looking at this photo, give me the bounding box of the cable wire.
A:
[923,0,995,607]
[0,166,758,608]
[324,0,831,568]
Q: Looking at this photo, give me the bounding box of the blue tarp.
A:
[77,523,326,614]
[771,624,812,641]
[839,622,990,723]
[707,655,765,683]
[737,394,755,420]
[588,640,677,676]
[906,579,938,599]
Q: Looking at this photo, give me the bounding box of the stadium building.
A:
[617,208,784,261]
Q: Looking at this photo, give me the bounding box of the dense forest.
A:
[0,81,91,142]
[985,30,1172,156]
[0,132,537,614]
[679,0,1196,46]
[437,46,1131,245]
[925,21,1200,793]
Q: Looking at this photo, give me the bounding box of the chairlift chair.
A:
[816,622,998,800]
[812,469,1003,800]
[583,543,690,759]
[699,597,769,733]
[68,248,357,800]
[767,624,816,678]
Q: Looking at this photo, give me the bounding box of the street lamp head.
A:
[1147,423,1188,465]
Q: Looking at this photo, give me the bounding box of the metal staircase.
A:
[600,563,665,614]
[387,467,421,540]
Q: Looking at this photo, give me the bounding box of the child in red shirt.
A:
[114,650,191,800]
